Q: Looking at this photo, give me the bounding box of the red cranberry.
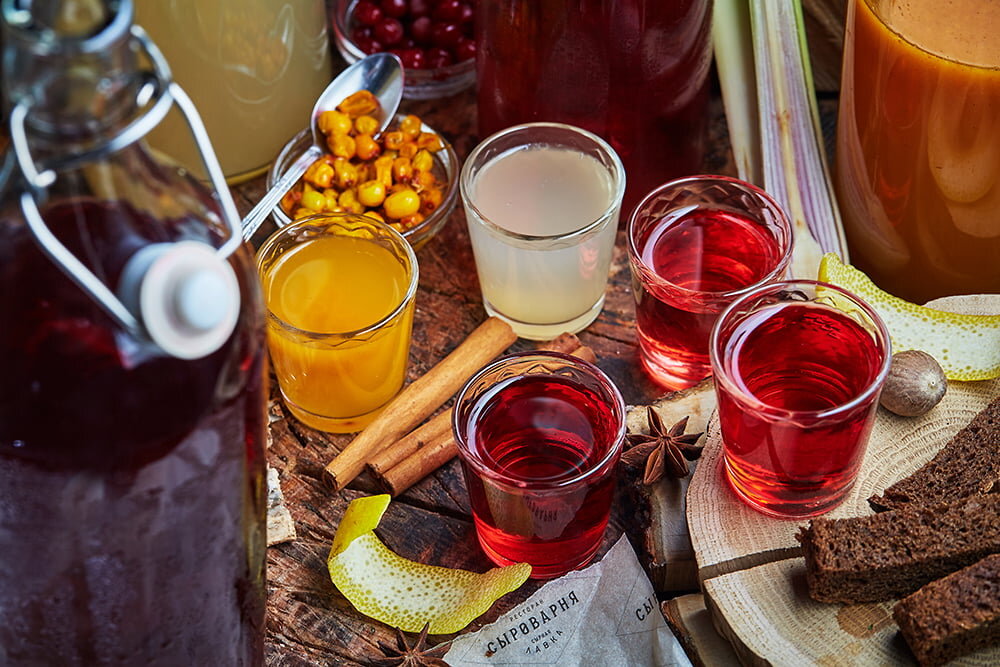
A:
[394,47,426,70]
[433,0,463,22]
[457,3,474,25]
[375,17,405,46]
[410,15,433,44]
[353,0,383,27]
[454,36,476,62]
[425,46,454,69]
[409,0,431,18]
[380,0,408,18]
[353,33,383,55]
[431,21,462,49]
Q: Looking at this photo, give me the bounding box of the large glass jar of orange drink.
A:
[836,0,1000,303]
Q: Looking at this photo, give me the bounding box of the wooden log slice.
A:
[704,558,1000,666]
[687,294,1000,664]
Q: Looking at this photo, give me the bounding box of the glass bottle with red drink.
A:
[475,0,714,213]
[0,1,266,663]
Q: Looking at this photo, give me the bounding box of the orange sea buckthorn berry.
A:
[419,187,443,214]
[373,155,394,188]
[318,110,352,136]
[411,170,436,192]
[411,148,434,173]
[399,144,418,160]
[392,157,414,183]
[398,212,425,229]
[300,188,326,212]
[357,179,387,208]
[363,210,385,223]
[354,114,378,136]
[355,134,381,161]
[329,134,356,160]
[416,132,443,152]
[323,188,340,210]
[337,90,378,118]
[384,188,420,219]
[280,189,301,213]
[399,115,422,139]
[333,158,359,189]
[383,131,406,152]
[303,160,334,189]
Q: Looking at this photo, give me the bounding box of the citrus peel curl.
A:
[818,253,1000,381]
[327,494,531,634]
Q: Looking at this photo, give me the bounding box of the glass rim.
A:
[709,278,893,420]
[255,213,419,339]
[626,174,794,299]
[863,0,999,72]
[460,122,627,244]
[452,350,627,490]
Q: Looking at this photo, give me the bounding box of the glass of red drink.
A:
[627,176,794,390]
[452,351,626,579]
[710,280,892,518]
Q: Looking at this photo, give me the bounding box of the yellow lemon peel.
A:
[818,253,1000,381]
[327,494,531,634]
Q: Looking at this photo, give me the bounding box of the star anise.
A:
[622,407,704,485]
[370,623,450,667]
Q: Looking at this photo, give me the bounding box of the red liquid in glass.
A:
[633,208,784,390]
[475,0,713,212]
[459,374,619,578]
[716,302,884,517]
[0,201,266,664]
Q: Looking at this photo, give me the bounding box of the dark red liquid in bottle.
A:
[475,0,714,213]
[0,200,266,665]
[459,374,620,578]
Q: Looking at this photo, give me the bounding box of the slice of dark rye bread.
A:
[796,494,1000,603]
[869,395,1000,512]
[893,553,1000,667]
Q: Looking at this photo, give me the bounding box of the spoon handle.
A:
[241,144,323,242]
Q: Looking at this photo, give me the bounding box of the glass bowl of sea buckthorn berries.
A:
[269,91,459,250]
[331,0,476,100]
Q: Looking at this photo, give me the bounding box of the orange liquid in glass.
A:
[836,0,1000,303]
[261,235,413,432]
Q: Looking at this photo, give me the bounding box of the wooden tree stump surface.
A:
[687,296,1000,666]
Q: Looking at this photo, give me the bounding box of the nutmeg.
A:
[879,350,947,417]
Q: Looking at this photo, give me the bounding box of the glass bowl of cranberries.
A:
[332,0,476,100]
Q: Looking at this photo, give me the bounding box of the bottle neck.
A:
[1,0,137,140]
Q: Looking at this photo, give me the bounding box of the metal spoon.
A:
[241,53,404,241]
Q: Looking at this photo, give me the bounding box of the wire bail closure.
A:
[8,24,244,351]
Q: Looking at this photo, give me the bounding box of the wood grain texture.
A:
[704,558,1000,666]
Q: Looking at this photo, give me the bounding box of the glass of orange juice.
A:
[256,214,418,433]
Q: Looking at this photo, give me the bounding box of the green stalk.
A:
[714,0,848,279]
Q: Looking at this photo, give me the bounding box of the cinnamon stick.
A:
[376,429,457,496]
[323,317,517,491]
[368,407,453,479]
[375,342,598,495]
